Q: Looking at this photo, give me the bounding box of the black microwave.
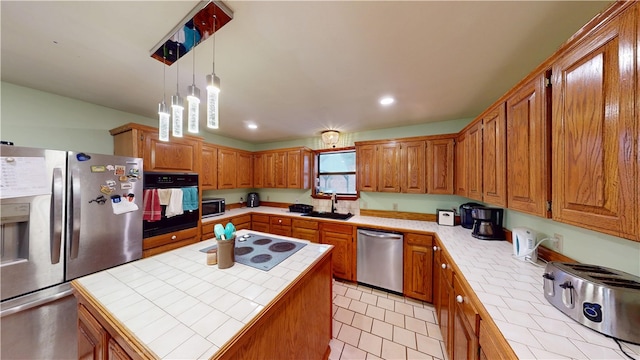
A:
[202,198,225,218]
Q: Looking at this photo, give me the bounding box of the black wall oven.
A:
[143,172,199,238]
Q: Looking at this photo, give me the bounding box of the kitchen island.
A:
[71,230,333,359]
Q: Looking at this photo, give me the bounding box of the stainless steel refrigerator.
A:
[0,145,143,359]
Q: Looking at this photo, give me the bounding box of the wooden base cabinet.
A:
[252,214,270,233]
[452,275,480,360]
[142,227,199,258]
[270,215,292,237]
[78,304,108,360]
[403,233,433,302]
[292,219,319,243]
[319,223,354,281]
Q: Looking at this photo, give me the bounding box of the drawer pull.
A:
[456,295,463,303]
[279,219,282,224]
[171,235,177,240]
[433,246,438,251]
[441,263,447,269]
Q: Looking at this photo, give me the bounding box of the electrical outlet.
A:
[392,203,398,211]
[240,197,244,204]
[552,233,564,252]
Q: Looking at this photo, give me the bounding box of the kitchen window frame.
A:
[312,146,359,200]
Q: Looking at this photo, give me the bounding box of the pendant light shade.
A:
[158,46,170,142]
[206,74,220,129]
[207,15,221,129]
[171,48,184,138]
[187,25,200,134]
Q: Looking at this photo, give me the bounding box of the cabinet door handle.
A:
[279,219,282,224]
[456,295,463,303]
[433,246,437,251]
[171,235,177,240]
[441,263,447,269]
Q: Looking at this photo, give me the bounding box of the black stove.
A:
[200,233,307,271]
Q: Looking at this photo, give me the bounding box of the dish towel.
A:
[182,187,199,211]
[165,188,184,218]
[142,189,161,221]
[157,189,172,206]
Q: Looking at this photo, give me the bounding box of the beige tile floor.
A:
[330,280,447,360]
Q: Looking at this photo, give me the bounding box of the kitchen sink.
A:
[301,211,354,220]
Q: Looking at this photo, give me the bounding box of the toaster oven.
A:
[543,262,640,344]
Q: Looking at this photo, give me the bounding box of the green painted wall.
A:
[3,81,639,276]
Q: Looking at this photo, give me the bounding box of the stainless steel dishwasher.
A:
[357,228,404,293]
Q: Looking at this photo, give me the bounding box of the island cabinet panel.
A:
[454,133,468,197]
[481,104,507,207]
[252,153,265,188]
[217,148,237,189]
[427,138,455,194]
[400,141,426,193]
[78,304,108,360]
[403,233,433,301]
[466,122,483,201]
[201,144,218,190]
[356,144,377,192]
[108,339,132,360]
[236,150,253,188]
[551,5,637,241]
[231,214,252,231]
[506,72,551,218]
[292,219,319,243]
[320,223,354,281]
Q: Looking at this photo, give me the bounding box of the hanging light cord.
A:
[212,15,216,75]
[163,46,167,100]
[192,25,196,84]
[176,46,180,93]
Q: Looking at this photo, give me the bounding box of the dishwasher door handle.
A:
[358,230,402,239]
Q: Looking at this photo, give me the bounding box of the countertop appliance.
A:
[543,262,640,345]
[247,192,260,207]
[471,207,505,240]
[143,172,198,238]
[202,197,225,218]
[200,233,306,271]
[512,227,539,262]
[0,145,143,359]
[459,202,482,229]
[289,203,313,213]
[356,228,404,293]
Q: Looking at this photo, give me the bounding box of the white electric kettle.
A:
[512,227,538,262]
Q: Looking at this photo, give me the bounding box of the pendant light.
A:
[171,47,184,137]
[158,46,170,142]
[206,14,220,129]
[187,24,200,134]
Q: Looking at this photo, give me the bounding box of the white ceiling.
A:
[1,1,611,144]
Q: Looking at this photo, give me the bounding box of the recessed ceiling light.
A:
[379,96,395,106]
[247,123,258,130]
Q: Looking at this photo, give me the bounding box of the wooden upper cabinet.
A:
[274,151,288,188]
[377,142,401,192]
[287,148,313,189]
[466,122,483,201]
[481,103,507,207]
[427,138,455,194]
[201,144,218,190]
[356,144,377,192]
[506,71,551,217]
[110,123,201,173]
[253,153,265,188]
[551,5,637,240]
[455,133,468,197]
[217,148,237,189]
[236,150,253,188]
[263,152,276,188]
[400,141,426,193]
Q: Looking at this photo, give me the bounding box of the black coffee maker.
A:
[459,202,483,229]
[471,207,505,240]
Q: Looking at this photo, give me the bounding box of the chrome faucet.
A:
[331,193,338,213]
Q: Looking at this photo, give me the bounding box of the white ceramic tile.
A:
[135,314,180,344]
[366,305,386,321]
[337,324,362,348]
[333,320,343,338]
[341,344,368,360]
[426,322,442,341]
[345,288,362,300]
[226,298,260,321]
[335,307,355,324]
[371,319,393,341]
[360,292,379,306]
[210,291,242,312]
[395,301,414,317]
[529,328,588,358]
[164,295,200,317]
[385,310,405,328]
[164,334,213,360]
[348,299,368,315]
[381,338,406,360]
[493,320,542,348]
[352,313,373,332]
[206,318,245,348]
[569,338,627,359]
[175,301,215,326]
[253,288,278,306]
[413,307,436,324]
[334,294,352,308]
[148,322,195,358]
[407,347,434,360]
[329,339,345,360]
[405,316,427,335]
[394,326,417,349]
[377,297,395,311]
[190,308,230,338]
[358,331,383,357]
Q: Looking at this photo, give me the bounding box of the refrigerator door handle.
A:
[0,288,73,318]
[51,167,64,264]
[70,168,81,259]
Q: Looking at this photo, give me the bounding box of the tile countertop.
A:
[208,207,640,359]
[74,229,332,359]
